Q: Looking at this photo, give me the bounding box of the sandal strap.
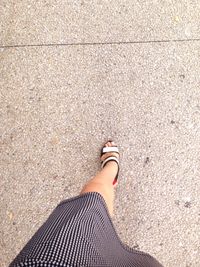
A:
[102,146,119,154]
[101,156,119,169]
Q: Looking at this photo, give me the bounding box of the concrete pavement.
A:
[1,1,200,267]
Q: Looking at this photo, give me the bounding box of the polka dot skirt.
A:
[9,192,163,267]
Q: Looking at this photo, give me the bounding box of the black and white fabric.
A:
[9,192,163,267]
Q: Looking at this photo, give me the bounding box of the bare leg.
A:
[80,141,119,217]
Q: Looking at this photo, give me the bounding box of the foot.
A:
[101,141,119,185]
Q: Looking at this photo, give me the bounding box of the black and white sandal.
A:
[100,141,120,186]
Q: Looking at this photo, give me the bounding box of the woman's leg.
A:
[80,141,119,217]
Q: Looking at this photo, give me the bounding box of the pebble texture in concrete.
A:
[1,0,200,46]
[1,43,200,267]
[1,1,200,267]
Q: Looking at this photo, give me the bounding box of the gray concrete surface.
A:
[0,2,200,267]
[1,0,200,46]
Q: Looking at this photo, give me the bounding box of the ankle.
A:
[98,161,118,180]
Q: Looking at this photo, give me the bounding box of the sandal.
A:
[100,140,120,186]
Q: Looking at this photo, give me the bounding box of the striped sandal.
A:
[100,141,120,186]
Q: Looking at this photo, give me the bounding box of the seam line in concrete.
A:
[1,38,200,49]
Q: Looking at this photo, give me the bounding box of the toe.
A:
[105,141,109,147]
[104,140,117,147]
[108,142,112,146]
[108,141,114,146]
[105,140,114,146]
[110,141,116,147]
